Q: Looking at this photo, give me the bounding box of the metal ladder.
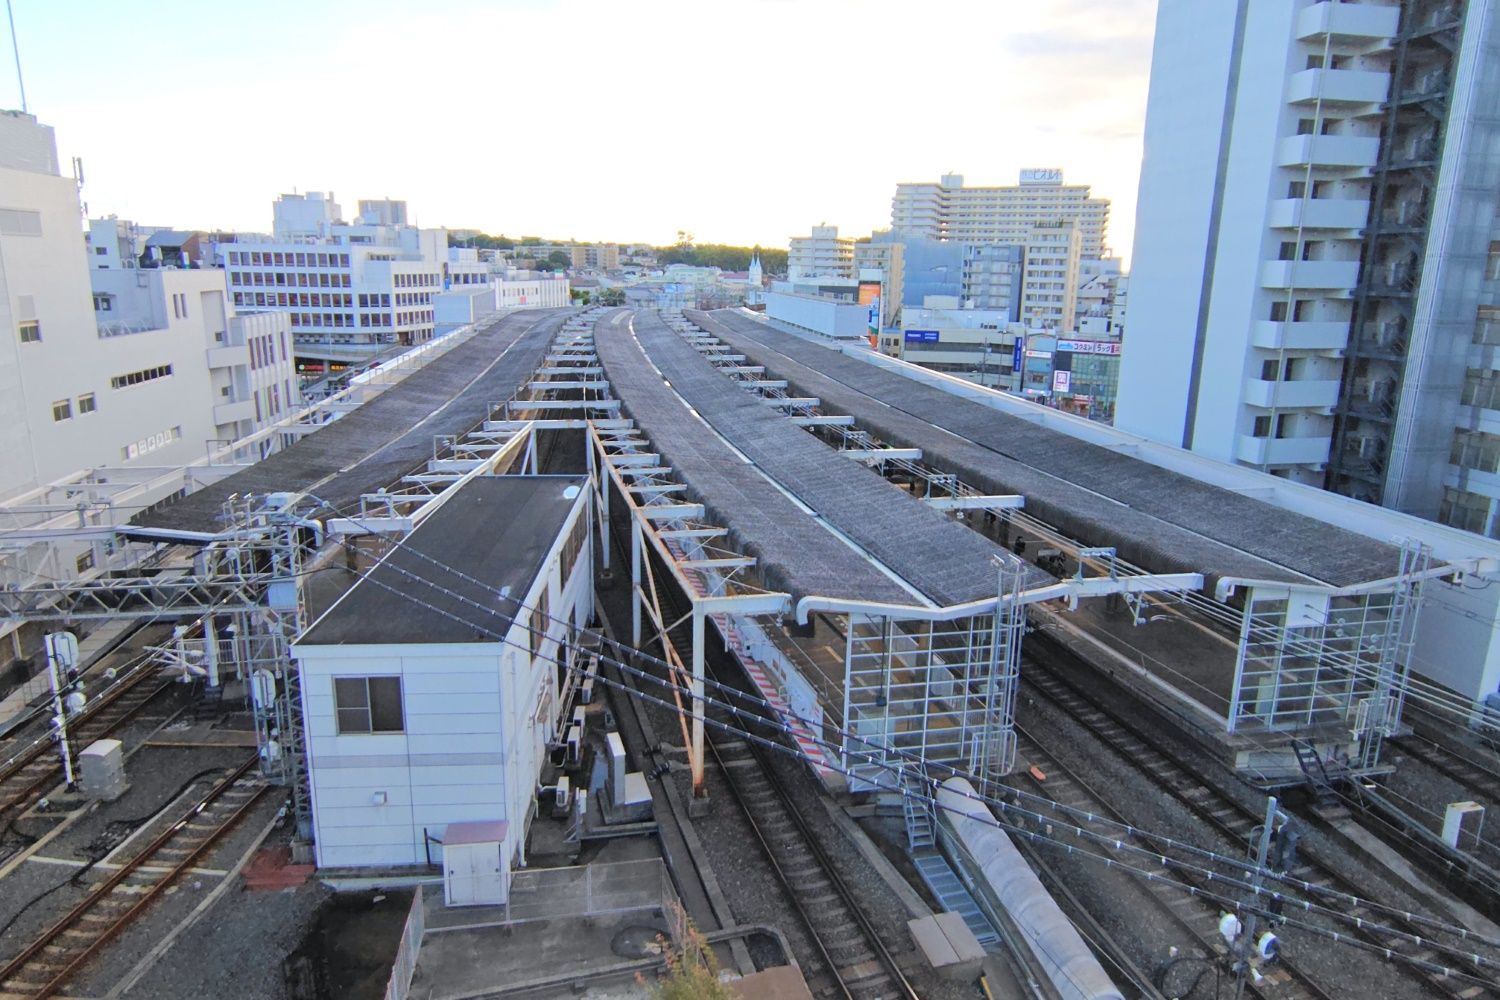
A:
[901,766,936,851]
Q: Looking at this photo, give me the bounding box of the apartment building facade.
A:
[1117,0,1500,533]
[1020,221,1083,332]
[788,225,855,280]
[891,171,1111,259]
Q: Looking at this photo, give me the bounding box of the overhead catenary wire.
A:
[339,546,1500,979]
[333,498,1500,960]
[344,566,1500,992]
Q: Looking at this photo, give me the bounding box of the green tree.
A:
[546,250,572,268]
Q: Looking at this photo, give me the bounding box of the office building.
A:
[788,225,855,280]
[891,171,1111,258]
[0,111,296,500]
[216,193,447,373]
[1117,0,1500,533]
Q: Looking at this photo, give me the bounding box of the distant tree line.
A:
[448,232,787,275]
[656,242,784,274]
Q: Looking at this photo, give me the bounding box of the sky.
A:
[3,0,1158,261]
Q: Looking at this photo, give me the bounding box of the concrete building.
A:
[1020,220,1082,332]
[293,474,593,869]
[892,171,1112,259]
[85,217,170,270]
[1118,0,1500,535]
[0,111,296,499]
[217,193,447,373]
[1076,258,1129,338]
[788,225,855,280]
[764,286,872,340]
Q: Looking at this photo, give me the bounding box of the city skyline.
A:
[2,0,1155,258]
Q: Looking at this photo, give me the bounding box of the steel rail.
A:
[0,755,270,999]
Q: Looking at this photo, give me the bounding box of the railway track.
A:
[0,755,271,1000]
[704,725,918,1000]
[0,664,180,831]
[1023,643,1500,998]
[1012,724,1336,1000]
[1391,733,1500,814]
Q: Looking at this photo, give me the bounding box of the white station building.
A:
[293,474,593,871]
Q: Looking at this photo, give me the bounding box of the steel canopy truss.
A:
[1226,541,1431,771]
[588,420,789,796]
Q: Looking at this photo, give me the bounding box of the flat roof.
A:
[298,475,582,646]
[596,314,913,606]
[690,309,1405,590]
[134,308,569,532]
[623,312,1045,606]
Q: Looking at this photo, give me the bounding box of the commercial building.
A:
[0,111,296,501]
[1118,0,1500,534]
[891,171,1111,259]
[891,305,1023,388]
[216,193,447,373]
[852,234,903,327]
[788,225,855,280]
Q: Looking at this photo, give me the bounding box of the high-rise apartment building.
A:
[891,171,1112,259]
[216,193,447,373]
[1117,0,1500,533]
[788,225,855,279]
[0,111,296,499]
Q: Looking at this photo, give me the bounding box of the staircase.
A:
[911,853,1000,947]
[1291,739,1338,806]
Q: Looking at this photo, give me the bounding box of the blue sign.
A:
[1012,338,1024,370]
[904,329,940,343]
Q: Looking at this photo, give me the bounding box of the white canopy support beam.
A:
[925,494,1026,511]
[761,397,820,409]
[678,556,756,571]
[841,448,924,463]
[640,503,706,521]
[791,415,856,427]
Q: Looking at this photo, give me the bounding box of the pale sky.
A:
[4,0,1158,261]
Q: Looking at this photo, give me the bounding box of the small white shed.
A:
[443,820,511,907]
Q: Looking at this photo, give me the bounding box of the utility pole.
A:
[1235,795,1279,999]
[44,632,79,789]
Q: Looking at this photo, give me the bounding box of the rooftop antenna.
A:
[6,0,26,113]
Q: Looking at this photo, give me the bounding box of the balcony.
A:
[206,345,245,370]
[1251,320,1350,351]
[1260,259,1361,290]
[1286,68,1390,106]
[1277,134,1381,169]
[1267,197,1370,231]
[1295,1,1400,42]
[1243,378,1342,410]
[1237,435,1332,467]
[214,399,256,425]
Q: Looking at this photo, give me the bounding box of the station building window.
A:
[333,676,404,734]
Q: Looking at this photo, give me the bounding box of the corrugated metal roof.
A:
[624,312,1045,606]
[691,309,1404,590]
[298,475,581,646]
[596,313,913,606]
[133,308,569,532]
